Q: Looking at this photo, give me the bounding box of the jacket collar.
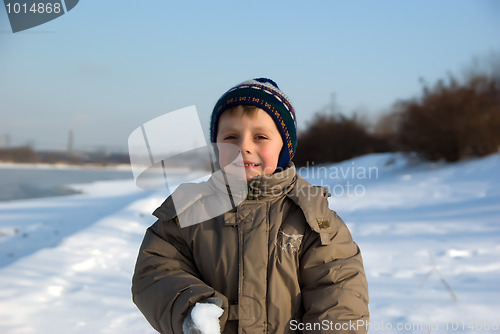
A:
[153,163,299,221]
[245,163,297,200]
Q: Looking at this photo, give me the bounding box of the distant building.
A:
[0,134,11,148]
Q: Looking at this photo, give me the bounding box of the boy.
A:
[132,78,369,333]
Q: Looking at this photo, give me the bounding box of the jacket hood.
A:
[246,163,297,200]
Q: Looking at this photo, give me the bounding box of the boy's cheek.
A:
[218,149,240,168]
[260,147,281,168]
[218,150,230,168]
[217,143,240,164]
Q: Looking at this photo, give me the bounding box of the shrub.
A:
[0,147,38,162]
[395,74,500,161]
[294,112,391,166]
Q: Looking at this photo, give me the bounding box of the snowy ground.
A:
[0,153,499,333]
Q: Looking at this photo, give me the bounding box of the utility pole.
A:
[67,129,74,153]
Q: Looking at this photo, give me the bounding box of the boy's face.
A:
[216,106,283,181]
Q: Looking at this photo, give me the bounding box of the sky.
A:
[1,0,499,152]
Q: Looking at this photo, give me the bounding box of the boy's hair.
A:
[210,78,297,169]
[222,104,260,118]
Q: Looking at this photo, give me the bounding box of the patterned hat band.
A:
[222,84,295,117]
[210,78,297,170]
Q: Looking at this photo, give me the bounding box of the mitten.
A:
[182,297,224,334]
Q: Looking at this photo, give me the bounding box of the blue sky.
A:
[1,0,499,152]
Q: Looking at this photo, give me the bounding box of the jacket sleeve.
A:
[299,212,369,334]
[131,218,229,334]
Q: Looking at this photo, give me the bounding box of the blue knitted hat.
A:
[210,78,297,170]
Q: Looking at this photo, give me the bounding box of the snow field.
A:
[0,180,162,333]
[0,153,499,333]
[301,153,500,333]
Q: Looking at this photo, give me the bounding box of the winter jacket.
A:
[132,164,369,333]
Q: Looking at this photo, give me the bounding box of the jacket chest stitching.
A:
[277,231,303,253]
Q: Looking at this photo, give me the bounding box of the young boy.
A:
[132,78,369,333]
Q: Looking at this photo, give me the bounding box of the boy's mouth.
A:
[233,161,261,167]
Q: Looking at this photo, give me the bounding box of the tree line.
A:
[294,59,500,165]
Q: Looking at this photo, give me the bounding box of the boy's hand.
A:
[182,297,224,334]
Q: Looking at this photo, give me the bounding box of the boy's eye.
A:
[223,135,237,140]
[255,135,268,140]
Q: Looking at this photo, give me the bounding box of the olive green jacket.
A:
[132,164,369,333]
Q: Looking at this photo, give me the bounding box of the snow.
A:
[0,162,131,171]
[189,302,224,334]
[0,179,162,333]
[1,153,499,333]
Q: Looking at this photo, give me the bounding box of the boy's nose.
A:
[238,136,253,153]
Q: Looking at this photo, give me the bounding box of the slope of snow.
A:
[0,179,162,333]
[299,153,500,333]
[1,153,499,333]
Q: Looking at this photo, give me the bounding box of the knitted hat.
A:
[210,78,297,170]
